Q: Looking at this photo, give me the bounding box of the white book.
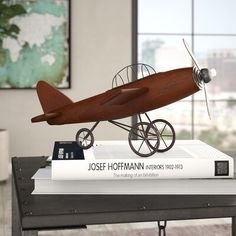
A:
[52,140,234,180]
[32,167,236,195]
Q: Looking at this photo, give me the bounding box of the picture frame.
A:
[0,0,71,89]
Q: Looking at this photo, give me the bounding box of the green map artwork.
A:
[0,0,70,88]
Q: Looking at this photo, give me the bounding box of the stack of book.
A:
[32,140,236,195]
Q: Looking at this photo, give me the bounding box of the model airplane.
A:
[31,39,216,157]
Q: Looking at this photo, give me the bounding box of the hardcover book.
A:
[51,140,234,180]
[32,166,236,195]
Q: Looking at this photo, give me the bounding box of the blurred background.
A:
[138,0,236,152]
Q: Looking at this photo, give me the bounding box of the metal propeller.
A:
[182,38,216,120]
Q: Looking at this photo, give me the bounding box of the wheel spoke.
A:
[162,134,173,137]
[128,122,160,157]
[138,139,145,152]
[160,124,167,135]
[145,139,152,152]
[76,128,94,150]
[161,136,168,148]
[148,119,175,153]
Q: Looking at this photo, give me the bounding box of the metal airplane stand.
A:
[75,63,176,157]
[75,112,176,157]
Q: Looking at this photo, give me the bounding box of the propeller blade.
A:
[182,38,201,70]
[203,83,211,120]
[183,38,213,120]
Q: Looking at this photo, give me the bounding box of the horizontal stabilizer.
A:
[31,112,60,123]
[102,87,149,105]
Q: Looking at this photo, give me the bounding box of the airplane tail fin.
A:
[36,81,73,114]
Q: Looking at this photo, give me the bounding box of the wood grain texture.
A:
[32,68,200,125]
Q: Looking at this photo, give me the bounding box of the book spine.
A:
[51,158,234,180]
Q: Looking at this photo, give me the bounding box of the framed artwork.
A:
[0,0,70,89]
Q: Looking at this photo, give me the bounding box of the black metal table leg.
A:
[12,172,38,236]
[12,175,23,236]
[232,217,236,236]
[157,221,167,236]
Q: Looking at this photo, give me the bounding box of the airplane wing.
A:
[102,87,149,105]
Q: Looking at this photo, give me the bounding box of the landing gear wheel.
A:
[148,119,175,152]
[128,122,160,157]
[76,128,94,149]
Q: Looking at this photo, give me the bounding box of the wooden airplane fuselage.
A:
[32,67,200,125]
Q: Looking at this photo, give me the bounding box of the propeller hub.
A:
[200,68,211,83]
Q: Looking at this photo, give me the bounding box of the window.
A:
[137,0,236,151]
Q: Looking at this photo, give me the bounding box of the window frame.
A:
[134,0,236,142]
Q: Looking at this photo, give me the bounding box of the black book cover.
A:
[52,141,85,160]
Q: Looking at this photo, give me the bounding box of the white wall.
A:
[0,0,132,157]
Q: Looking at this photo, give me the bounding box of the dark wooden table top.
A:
[12,156,236,230]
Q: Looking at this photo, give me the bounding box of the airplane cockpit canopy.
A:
[112,63,157,89]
